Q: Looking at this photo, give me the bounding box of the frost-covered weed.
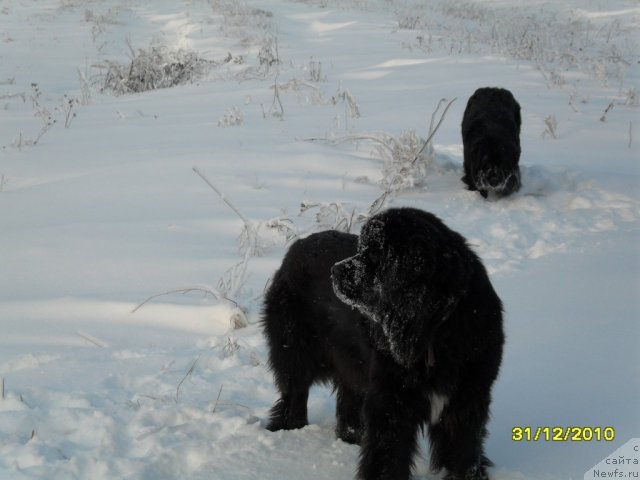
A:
[263,217,298,242]
[307,98,452,195]
[313,130,431,192]
[543,115,558,140]
[222,336,241,358]
[77,68,92,106]
[273,78,325,108]
[623,88,638,108]
[217,107,244,127]
[399,0,638,87]
[84,8,120,43]
[233,35,281,82]
[102,43,211,95]
[377,129,431,192]
[394,6,423,30]
[209,0,274,45]
[133,169,270,328]
[299,193,389,234]
[308,57,326,82]
[268,78,285,119]
[257,36,280,70]
[3,84,82,149]
[61,95,77,128]
[300,201,361,233]
[331,87,361,131]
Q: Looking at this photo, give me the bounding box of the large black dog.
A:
[462,87,522,198]
[262,208,504,480]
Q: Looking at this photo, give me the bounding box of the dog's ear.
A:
[380,234,435,368]
[393,239,473,368]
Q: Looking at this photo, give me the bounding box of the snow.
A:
[1,0,638,479]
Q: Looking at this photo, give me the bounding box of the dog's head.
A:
[331,208,472,368]
[467,132,521,198]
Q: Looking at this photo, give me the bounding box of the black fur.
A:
[263,208,504,480]
[461,87,522,198]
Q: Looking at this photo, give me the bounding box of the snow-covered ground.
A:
[1,0,638,478]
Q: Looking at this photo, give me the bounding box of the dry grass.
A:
[102,42,211,95]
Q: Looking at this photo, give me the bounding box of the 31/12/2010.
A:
[512,426,615,442]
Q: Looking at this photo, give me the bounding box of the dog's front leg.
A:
[357,352,422,480]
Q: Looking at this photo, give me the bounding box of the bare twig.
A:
[77,330,108,348]
[193,165,260,285]
[192,167,252,228]
[131,286,237,313]
[270,75,284,119]
[176,355,200,403]
[278,78,321,93]
[217,402,252,413]
[195,165,257,250]
[600,101,614,122]
[369,190,389,216]
[304,98,455,167]
[304,133,397,157]
[212,384,224,414]
[412,97,456,164]
[130,168,258,319]
[63,97,77,128]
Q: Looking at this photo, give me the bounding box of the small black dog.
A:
[462,87,522,198]
[263,208,504,480]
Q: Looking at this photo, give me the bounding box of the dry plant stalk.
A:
[412,97,457,164]
[543,115,558,139]
[131,286,238,314]
[212,384,224,414]
[176,355,201,403]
